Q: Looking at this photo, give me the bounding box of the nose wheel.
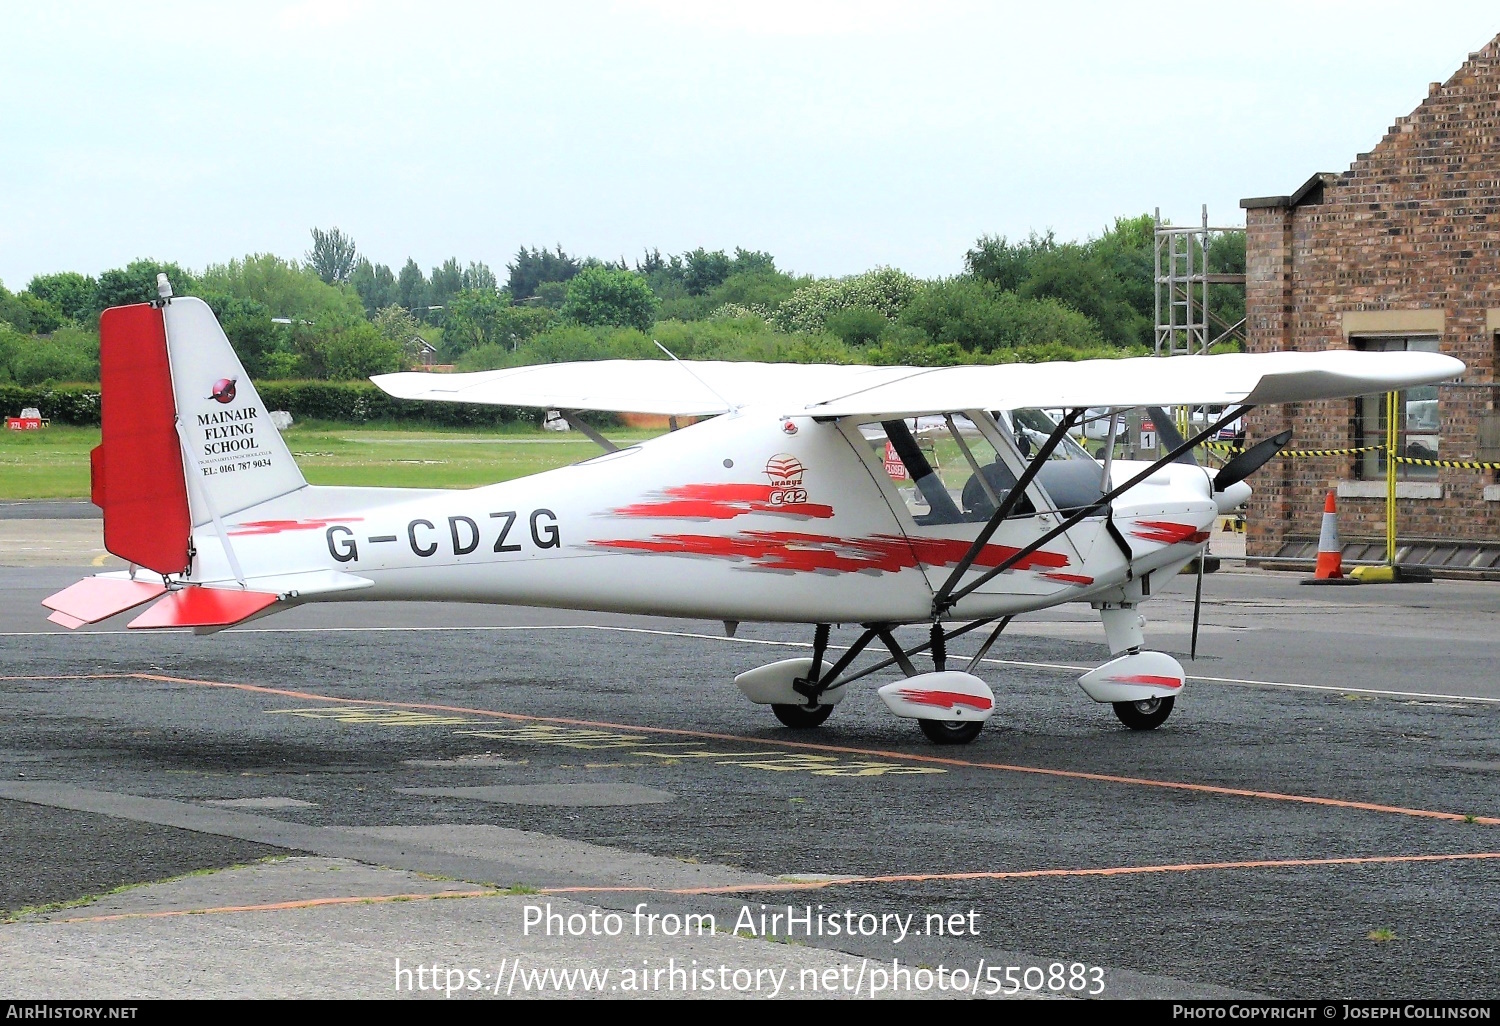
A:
[1112,696,1174,730]
[772,703,835,729]
[918,719,984,745]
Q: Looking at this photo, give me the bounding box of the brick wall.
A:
[1242,36,1500,556]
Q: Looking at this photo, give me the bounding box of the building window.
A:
[1353,335,1441,481]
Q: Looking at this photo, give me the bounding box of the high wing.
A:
[373,349,1464,418]
[373,361,917,417]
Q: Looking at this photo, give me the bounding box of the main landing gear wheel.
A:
[1112,696,1175,730]
[772,704,834,729]
[918,719,984,745]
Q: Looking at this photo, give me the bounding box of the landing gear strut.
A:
[804,619,1006,745]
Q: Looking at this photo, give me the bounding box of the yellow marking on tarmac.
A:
[457,725,944,776]
[266,706,479,727]
[539,851,1500,897]
[90,553,111,567]
[10,671,1499,825]
[55,888,504,923]
[51,853,1500,920]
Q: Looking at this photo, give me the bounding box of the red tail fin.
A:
[96,304,192,575]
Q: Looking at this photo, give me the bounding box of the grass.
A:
[0,421,664,500]
[1,856,287,923]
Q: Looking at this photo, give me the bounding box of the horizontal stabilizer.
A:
[48,610,88,630]
[226,569,375,599]
[42,577,169,627]
[128,588,279,630]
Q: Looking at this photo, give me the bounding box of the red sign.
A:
[6,417,43,430]
[883,441,908,480]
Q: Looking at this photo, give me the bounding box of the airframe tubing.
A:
[939,404,1255,614]
[934,408,1084,606]
[822,617,1002,691]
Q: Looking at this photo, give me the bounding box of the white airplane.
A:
[43,284,1462,744]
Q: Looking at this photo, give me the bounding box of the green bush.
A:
[824,306,889,345]
[561,267,659,332]
[771,267,921,334]
[1,324,100,385]
[897,278,1107,353]
[0,383,102,424]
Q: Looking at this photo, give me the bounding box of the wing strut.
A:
[931,408,1083,614]
[935,405,1253,617]
[561,411,619,452]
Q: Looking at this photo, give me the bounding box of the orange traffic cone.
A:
[1301,490,1359,586]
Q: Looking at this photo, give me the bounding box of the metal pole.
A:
[1153,209,1162,355]
[1386,390,1398,566]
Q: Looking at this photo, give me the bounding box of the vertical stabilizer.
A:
[96,304,192,575]
[162,297,306,523]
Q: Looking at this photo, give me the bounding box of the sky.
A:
[3,1,1499,288]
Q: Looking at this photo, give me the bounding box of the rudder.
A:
[96,304,192,575]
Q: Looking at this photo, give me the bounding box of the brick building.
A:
[1240,34,1500,575]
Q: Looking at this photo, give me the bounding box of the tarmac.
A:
[2,503,1498,999]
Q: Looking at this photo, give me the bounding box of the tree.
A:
[824,306,889,346]
[731,248,776,276]
[442,290,555,355]
[307,227,358,285]
[771,268,920,333]
[1207,229,1246,350]
[396,258,428,315]
[683,248,732,295]
[196,291,280,377]
[308,321,404,379]
[965,231,1055,292]
[27,272,98,322]
[1019,245,1147,348]
[351,259,398,317]
[372,304,430,365]
[560,267,658,332]
[197,254,363,326]
[461,261,497,291]
[897,278,1106,353]
[429,258,463,300]
[3,323,99,384]
[507,245,580,301]
[95,259,195,311]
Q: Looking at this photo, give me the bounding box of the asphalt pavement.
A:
[2,537,1498,999]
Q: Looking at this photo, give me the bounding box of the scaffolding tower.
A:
[1154,205,1247,357]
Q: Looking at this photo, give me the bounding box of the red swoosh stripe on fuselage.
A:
[1129,521,1211,545]
[227,518,363,536]
[590,531,1071,576]
[611,484,834,520]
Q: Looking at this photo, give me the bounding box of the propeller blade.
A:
[1190,554,1204,661]
[1214,430,1293,492]
[1147,407,1198,465]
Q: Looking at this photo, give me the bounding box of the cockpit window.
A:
[1007,409,1096,462]
[861,413,1034,525]
[861,409,1109,526]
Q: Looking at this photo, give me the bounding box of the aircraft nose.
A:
[1213,478,1252,514]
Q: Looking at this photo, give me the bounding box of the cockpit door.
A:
[841,410,1104,607]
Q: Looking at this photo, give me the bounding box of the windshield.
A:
[860,413,1034,526]
[1004,409,1097,462]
